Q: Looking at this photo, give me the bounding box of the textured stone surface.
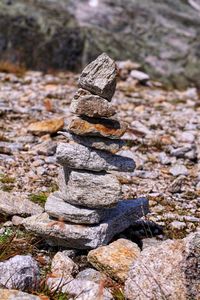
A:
[23,198,149,249]
[51,251,78,277]
[68,116,127,139]
[45,192,108,224]
[0,191,43,216]
[58,168,121,208]
[60,131,125,153]
[56,143,135,172]
[70,88,116,117]
[0,255,40,291]
[79,53,117,101]
[28,117,64,135]
[125,232,200,300]
[76,268,107,283]
[48,278,113,300]
[0,289,43,300]
[88,239,140,283]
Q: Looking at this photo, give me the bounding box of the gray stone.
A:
[0,255,40,291]
[0,191,44,216]
[125,232,200,300]
[0,289,42,300]
[23,198,149,249]
[130,70,150,82]
[0,142,23,155]
[48,278,113,300]
[70,88,116,118]
[76,268,107,283]
[59,131,125,153]
[68,116,127,139]
[45,192,108,224]
[169,164,189,176]
[79,53,117,101]
[58,167,121,208]
[30,140,57,156]
[56,143,135,172]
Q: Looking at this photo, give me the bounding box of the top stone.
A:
[79,53,118,101]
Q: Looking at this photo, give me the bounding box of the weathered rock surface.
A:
[0,289,43,300]
[79,53,117,101]
[58,168,121,208]
[45,192,108,224]
[1,1,200,87]
[70,88,116,117]
[68,116,127,139]
[60,131,125,153]
[125,232,200,300]
[23,198,149,249]
[51,251,78,278]
[49,278,113,300]
[28,117,64,135]
[88,239,141,283]
[56,143,135,172]
[76,268,107,283]
[0,191,43,216]
[0,255,40,291]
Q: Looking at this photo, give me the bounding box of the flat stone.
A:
[45,192,108,224]
[58,167,121,208]
[22,198,149,249]
[56,143,135,172]
[169,164,189,176]
[125,232,200,300]
[88,239,140,283]
[79,53,117,101]
[70,88,116,118]
[0,255,40,291]
[68,116,127,139]
[0,191,44,216]
[0,289,43,300]
[0,142,23,155]
[28,117,64,135]
[59,131,125,153]
[76,268,108,283]
[130,70,150,82]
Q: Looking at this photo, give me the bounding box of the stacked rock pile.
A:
[23,53,149,249]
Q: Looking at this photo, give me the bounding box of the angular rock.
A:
[0,289,43,300]
[125,232,200,300]
[58,168,121,208]
[169,164,189,176]
[56,143,135,172]
[48,278,113,300]
[0,142,23,155]
[0,255,40,291]
[28,117,64,135]
[51,251,78,278]
[59,131,125,153]
[130,70,150,82]
[70,88,116,118]
[88,239,140,283]
[68,116,127,139]
[22,198,149,249]
[45,192,108,224]
[0,191,43,216]
[79,53,117,101]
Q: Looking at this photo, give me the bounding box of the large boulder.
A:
[0,0,200,87]
[125,232,200,300]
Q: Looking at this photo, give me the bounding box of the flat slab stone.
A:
[79,53,117,101]
[58,167,121,208]
[70,88,116,118]
[68,116,127,139]
[45,192,108,224]
[59,131,125,153]
[56,143,135,172]
[22,198,149,249]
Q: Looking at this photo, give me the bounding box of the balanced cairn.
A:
[23,53,149,249]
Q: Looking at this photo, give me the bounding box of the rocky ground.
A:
[0,62,200,299]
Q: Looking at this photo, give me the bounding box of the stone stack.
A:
[23,53,149,249]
